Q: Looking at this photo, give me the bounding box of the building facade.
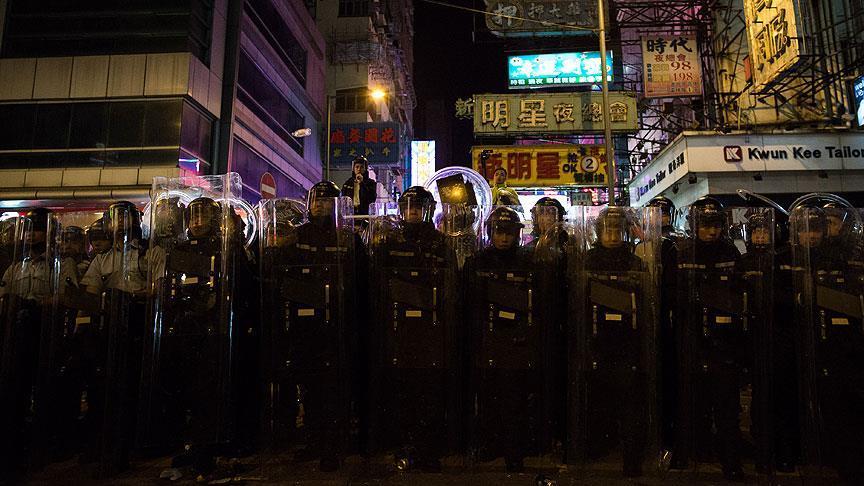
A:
[315,0,415,194]
[0,0,325,207]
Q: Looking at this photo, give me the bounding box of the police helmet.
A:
[62,225,85,240]
[23,208,51,230]
[306,180,341,211]
[86,218,109,243]
[647,196,675,218]
[106,201,142,237]
[532,197,566,222]
[689,196,725,230]
[486,206,524,239]
[790,206,827,245]
[399,186,436,223]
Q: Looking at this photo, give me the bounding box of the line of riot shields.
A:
[1,172,863,484]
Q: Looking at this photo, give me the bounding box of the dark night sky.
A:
[411,0,599,168]
[412,0,504,168]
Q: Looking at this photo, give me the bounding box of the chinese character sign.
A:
[485,0,598,36]
[471,144,608,187]
[329,122,400,167]
[744,0,802,87]
[410,140,436,187]
[508,52,613,88]
[473,92,638,135]
[641,35,703,98]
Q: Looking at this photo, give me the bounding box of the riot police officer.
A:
[822,202,854,263]
[675,197,746,480]
[78,201,147,476]
[736,210,777,474]
[0,208,60,476]
[468,206,550,471]
[526,197,567,255]
[646,196,679,457]
[261,181,361,471]
[60,226,90,278]
[139,194,252,474]
[570,207,653,477]
[791,206,864,483]
[368,186,458,470]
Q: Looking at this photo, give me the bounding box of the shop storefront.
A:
[628,131,864,208]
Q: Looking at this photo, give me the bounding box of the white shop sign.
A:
[628,132,864,205]
[687,133,864,172]
[629,137,688,205]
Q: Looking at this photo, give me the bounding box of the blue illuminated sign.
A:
[508,51,613,89]
[854,75,864,127]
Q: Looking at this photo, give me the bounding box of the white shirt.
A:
[0,254,78,301]
[80,243,147,295]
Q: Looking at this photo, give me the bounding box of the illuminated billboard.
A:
[410,140,436,187]
[855,75,864,127]
[508,51,613,89]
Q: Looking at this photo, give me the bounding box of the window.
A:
[107,102,147,148]
[34,104,71,150]
[334,87,371,114]
[69,103,109,149]
[237,51,305,156]
[338,0,369,17]
[0,99,187,170]
[181,101,214,167]
[0,104,36,150]
[2,0,214,65]
[245,0,308,85]
[232,140,306,202]
[144,100,183,147]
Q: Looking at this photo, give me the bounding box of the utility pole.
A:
[597,0,617,205]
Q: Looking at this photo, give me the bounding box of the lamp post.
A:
[325,95,334,181]
[598,0,617,205]
[324,88,391,181]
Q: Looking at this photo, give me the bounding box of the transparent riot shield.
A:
[466,205,555,471]
[138,173,255,462]
[673,203,773,481]
[366,200,460,470]
[733,207,776,478]
[28,210,105,468]
[437,204,482,270]
[531,206,572,465]
[0,210,56,477]
[258,195,359,469]
[258,197,305,450]
[791,206,864,483]
[566,206,660,479]
[424,166,491,270]
[72,200,149,477]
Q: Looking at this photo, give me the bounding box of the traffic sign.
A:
[260,172,277,199]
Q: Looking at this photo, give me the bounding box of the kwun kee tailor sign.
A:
[628,132,864,205]
[727,144,864,162]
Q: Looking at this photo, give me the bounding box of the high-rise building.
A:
[0,0,325,206]
[315,0,415,194]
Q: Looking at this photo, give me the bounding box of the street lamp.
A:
[325,88,394,181]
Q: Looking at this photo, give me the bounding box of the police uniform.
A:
[675,198,746,480]
[793,207,864,482]
[263,182,360,471]
[368,186,458,469]
[576,208,649,477]
[0,209,57,477]
[468,206,544,471]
